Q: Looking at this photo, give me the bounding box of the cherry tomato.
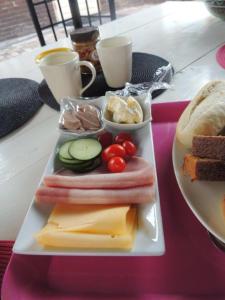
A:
[102,144,126,162]
[107,156,126,173]
[114,132,133,144]
[98,131,113,149]
[122,141,137,156]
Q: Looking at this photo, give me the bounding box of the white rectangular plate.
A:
[13,123,165,256]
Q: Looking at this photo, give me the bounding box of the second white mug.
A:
[96,36,132,88]
[36,49,96,102]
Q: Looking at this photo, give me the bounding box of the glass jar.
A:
[70,26,101,74]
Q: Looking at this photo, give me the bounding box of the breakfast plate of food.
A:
[13,93,165,256]
[172,80,225,244]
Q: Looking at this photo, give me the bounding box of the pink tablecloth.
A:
[0,241,13,298]
[1,101,225,300]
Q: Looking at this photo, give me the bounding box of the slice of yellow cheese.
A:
[48,204,130,234]
[36,204,137,250]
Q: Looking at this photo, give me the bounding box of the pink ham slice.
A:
[35,185,155,205]
[44,157,154,189]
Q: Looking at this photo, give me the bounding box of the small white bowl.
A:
[59,97,105,137]
[102,91,151,131]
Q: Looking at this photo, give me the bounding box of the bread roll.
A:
[176,80,225,148]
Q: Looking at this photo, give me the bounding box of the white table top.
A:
[1,1,225,240]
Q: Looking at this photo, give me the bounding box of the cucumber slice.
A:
[63,156,101,173]
[59,155,85,165]
[69,138,102,161]
[61,159,94,171]
[59,141,74,160]
[78,156,101,173]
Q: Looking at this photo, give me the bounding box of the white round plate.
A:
[172,137,225,243]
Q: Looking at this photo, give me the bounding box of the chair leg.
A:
[26,0,46,46]
[109,0,116,20]
[68,0,83,28]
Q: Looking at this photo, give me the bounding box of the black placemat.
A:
[38,52,174,111]
[0,78,43,138]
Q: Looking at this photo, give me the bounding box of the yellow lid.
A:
[35,47,72,63]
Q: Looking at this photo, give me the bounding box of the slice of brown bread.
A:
[222,196,225,220]
[192,135,225,161]
[183,154,225,181]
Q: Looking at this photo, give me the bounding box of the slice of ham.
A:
[35,185,155,205]
[44,157,154,189]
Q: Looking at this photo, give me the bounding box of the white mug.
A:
[96,36,132,88]
[36,49,96,101]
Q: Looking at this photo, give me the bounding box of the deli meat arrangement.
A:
[36,184,155,205]
[43,156,154,189]
[36,157,155,204]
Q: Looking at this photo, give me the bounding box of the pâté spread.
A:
[70,26,101,73]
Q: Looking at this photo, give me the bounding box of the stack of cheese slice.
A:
[36,204,137,250]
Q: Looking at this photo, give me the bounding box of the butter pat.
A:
[107,96,143,124]
[36,204,137,250]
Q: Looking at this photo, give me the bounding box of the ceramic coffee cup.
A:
[36,48,96,102]
[96,36,132,88]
